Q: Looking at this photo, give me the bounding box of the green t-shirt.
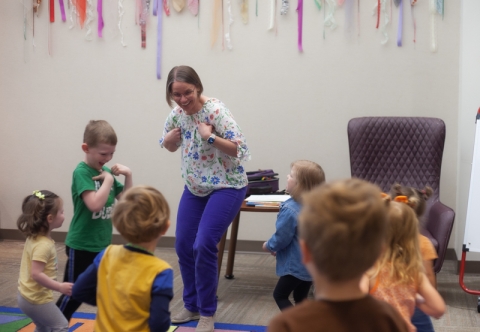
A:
[65,162,124,252]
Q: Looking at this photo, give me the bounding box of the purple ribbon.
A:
[297,0,303,52]
[97,0,104,38]
[59,0,66,22]
[153,0,162,79]
[397,0,403,47]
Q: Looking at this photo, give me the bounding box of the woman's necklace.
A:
[125,243,154,255]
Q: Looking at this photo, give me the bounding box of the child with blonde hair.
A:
[364,198,445,332]
[262,160,325,310]
[17,190,72,331]
[72,185,173,332]
[268,179,409,332]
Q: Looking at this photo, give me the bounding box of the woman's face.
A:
[171,81,201,115]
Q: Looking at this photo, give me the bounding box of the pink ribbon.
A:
[164,0,171,15]
[153,0,163,79]
[296,0,303,52]
[59,0,66,21]
[97,0,104,37]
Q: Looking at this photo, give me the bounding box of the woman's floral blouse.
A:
[160,98,251,196]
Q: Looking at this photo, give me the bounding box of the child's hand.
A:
[262,242,276,256]
[111,164,131,177]
[59,282,73,296]
[415,293,425,304]
[92,170,114,183]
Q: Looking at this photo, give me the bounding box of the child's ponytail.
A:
[17,190,60,238]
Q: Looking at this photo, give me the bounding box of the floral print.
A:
[160,98,251,196]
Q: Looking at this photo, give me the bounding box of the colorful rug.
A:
[0,306,266,332]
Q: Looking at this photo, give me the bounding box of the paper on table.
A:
[245,195,291,202]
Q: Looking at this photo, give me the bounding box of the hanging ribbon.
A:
[118,0,127,46]
[314,0,321,10]
[138,0,148,48]
[297,0,303,52]
[338,0,345,5]
[153,0,162,78]
[163,0,170,15]
[211,0,222,47]
[50,0,55,22]
[281,0,289,15]
[224,0,233,49]
[69,0,77,29]
[410,0,416,44]
[77,0,86,28]
[84,0,94,40]
[59,0,66,21]
[240,0,248,23]
[268,0,275,30]
[373,0,389,45]
[173,0,185,12]
[97,0,104,37]
[324,0,337,31]
[188,0,199,15]
[429,0,437,52]
[394,0,403,47]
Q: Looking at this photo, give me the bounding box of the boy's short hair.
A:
[112,186,170,243]
[299,178,387,282]
[83,120,117,147]
[288,160,325,201]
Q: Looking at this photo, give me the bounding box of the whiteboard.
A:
[464,113,480,252]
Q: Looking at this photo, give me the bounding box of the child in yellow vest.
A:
[72,185,173,332]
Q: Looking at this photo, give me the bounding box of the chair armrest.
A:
[426,200,455,274]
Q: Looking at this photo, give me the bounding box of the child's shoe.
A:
[171,307,200,323]
[196,315,215,332]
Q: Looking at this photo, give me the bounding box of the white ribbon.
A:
[225,0,234,50]
[268,0,275,30]
[118,0,127,46]
[373,0,389,45]
[85,0,95,40]
[324,0,337,31]
[430,0,437,52]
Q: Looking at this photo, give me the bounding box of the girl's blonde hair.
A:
[17,190,62,238]
[113,186,170,243]
[373,200,424,285]
[288,160,325,202]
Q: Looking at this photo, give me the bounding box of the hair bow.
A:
[32,190,45,200]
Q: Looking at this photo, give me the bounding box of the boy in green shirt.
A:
[56,120,133,321]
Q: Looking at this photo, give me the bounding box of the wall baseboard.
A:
[0,229,265,253]
[3,230,474,272]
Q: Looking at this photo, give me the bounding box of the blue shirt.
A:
[265,198,311,281]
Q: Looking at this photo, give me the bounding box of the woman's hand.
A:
[163,128,182,152]
[198,123,214,140]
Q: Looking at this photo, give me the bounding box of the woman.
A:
[159,66,250,332]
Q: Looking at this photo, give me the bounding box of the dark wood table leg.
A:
[217,231,227,282]
[225,211,241,279]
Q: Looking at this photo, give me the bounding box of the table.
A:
[217,201,280,280]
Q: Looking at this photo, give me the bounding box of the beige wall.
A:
[0,1,460,246]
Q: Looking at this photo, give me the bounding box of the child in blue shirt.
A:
[263,160,325,310]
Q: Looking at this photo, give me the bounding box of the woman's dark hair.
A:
[17,190,60,238]
[166,66,204,108]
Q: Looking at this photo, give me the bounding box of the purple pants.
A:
[175,186,247,316]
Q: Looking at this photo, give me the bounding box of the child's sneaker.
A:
[196,315,215,332]
[171,308,200,323]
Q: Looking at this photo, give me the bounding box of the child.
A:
[56,120,133,320]
[72,185,173,332]
[364,197,445,332]
[389,183,438,332]
[17,190,73,332]
[268,179,410,332]
[262,160,325,310]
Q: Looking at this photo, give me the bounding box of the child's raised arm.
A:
[111,163,133,199]
[82,170,115,212]
[416,273,445,319]
[31,260,72,296]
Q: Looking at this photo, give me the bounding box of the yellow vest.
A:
[95,245,172,332]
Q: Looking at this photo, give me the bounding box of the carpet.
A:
[0,306,266,332]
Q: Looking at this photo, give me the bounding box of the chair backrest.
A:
[348,117,445,200]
